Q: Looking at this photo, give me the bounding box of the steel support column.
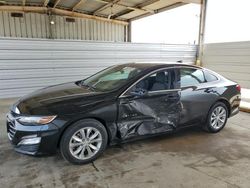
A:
[196,0,207,66]
[127,21,132,42]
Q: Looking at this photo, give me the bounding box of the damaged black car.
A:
[6,62,241,164]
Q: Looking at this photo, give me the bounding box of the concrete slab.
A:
[0,99,250,188]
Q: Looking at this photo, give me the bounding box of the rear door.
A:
[178,67,217,126]
[117,68,181,140]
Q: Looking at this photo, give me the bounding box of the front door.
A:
[117,68,181,140]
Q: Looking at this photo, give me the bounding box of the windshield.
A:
[80,64,144,92]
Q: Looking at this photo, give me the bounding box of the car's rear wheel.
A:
[203,102,228,133]
[60,119,108,164]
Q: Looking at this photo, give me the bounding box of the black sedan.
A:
[6,62,241,164]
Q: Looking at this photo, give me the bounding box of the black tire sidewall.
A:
[60,119,108,164]
[206,102,228,133]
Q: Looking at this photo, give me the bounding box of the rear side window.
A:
[180,68,205,87]
[204,70,218,82]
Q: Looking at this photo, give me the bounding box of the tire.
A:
[203,102,228,133]
[60,119,108,164]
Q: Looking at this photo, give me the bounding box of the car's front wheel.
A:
[60,119,108,164]
[204,102,228,133]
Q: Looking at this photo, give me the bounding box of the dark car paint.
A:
[117,90,182,139]
[6,111,60,155]
[181,82,240,124]
[7,63,241,155]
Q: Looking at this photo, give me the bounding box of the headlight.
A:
[14,106,20,114]
[17,115,57,125]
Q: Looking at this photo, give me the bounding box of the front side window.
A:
[128,68,180,95]
[180,68,205,87]
[81,64,145,91]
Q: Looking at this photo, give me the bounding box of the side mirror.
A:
[130,88,147,96]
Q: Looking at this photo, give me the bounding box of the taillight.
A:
[236,84,241,92]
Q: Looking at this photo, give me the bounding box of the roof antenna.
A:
[177,60,183,63]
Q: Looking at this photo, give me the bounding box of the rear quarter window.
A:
[180,68,206,87]
[204,70,218,82]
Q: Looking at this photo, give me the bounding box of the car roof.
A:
[122,62,202,70]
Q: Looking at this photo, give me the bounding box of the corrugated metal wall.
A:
[202,41,250,88]
[0,38,197,98]
[0,11,126,41]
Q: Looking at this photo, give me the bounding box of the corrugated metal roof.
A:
[0,0,200,24]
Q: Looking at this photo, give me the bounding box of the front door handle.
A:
[166,95,179,100]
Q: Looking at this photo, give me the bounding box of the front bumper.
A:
[6,112,61,156]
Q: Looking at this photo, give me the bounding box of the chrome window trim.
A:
[119,66,182,98]
[147,89,181,94]
[121,89,182,98]
[119,65,222,98]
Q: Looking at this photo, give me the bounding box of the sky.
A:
[132,0,250,44]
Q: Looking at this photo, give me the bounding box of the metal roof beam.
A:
[43,0,49,7]
[93,0,153,13]
[53,0,62,8]
[0,5,128,25]
[72,0,88,11]
[129,2,186,21]
[112,0,160,19]
[137,0,160,8]
[93,0,121,15]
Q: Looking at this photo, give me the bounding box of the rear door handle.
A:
[120,99,134,105]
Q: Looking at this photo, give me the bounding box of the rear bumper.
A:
[229,93,241,118]
[230,107,240,117]
[6,112,61,156]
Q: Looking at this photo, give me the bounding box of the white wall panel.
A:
[0,38,197,98]
[202,41,250,88]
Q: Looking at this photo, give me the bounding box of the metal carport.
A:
[0,0,203,99]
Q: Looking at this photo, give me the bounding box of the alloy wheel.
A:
[210,106,227,130]
[69,127,102,160]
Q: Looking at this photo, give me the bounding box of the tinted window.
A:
[181,68,205,87]
[81,64,144,91]
[129,69,180,94]
[204,70,218,82]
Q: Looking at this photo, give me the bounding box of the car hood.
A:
[15,82,114,116]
